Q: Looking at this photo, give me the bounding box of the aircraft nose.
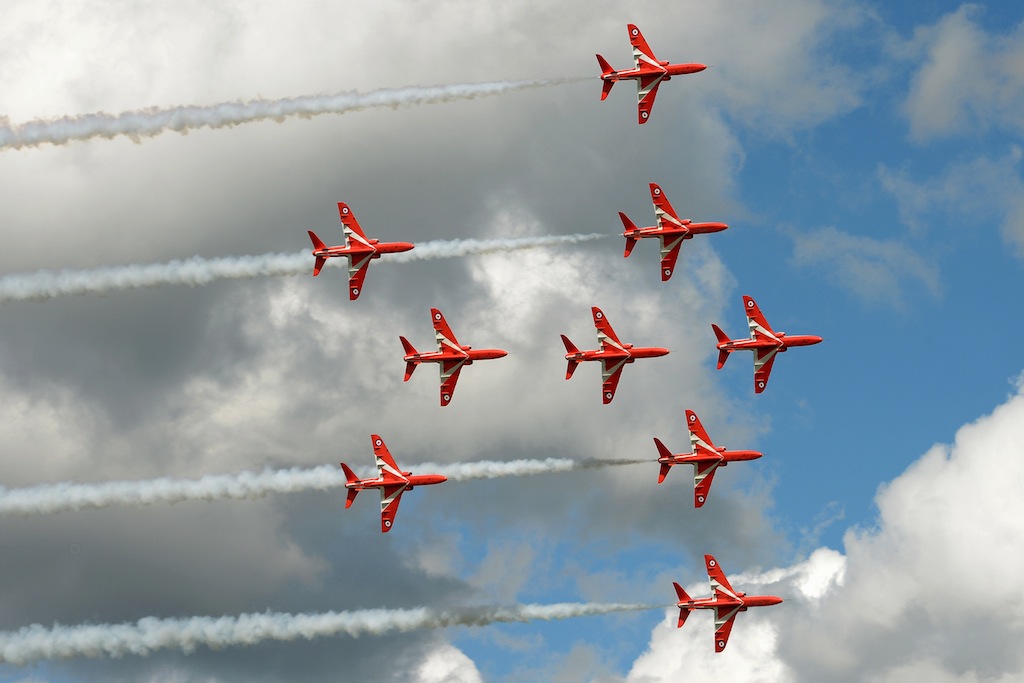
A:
[809,335,824,345]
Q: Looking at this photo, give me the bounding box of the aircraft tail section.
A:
[619,212,640,256]
[711,324,731,368]
[654,438,674,483]
[399,337,418,381]
[673,582,692,628]
[596,55,615,100]
[308,230,328,251]
[340,462,360,508]
[308,231,329,275]
[561,335,581,379]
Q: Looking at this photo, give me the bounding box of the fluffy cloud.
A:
[624,375,1024,682]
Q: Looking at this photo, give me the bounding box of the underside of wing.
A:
[636,76,663,124]
[686,410,716,455]
[592,308,625,352]
[628,24,660,70]
[347,255,372,301]
[753,351,778,394]
[713,611,739,653]
[706,555,738,600]
[373,435,405,481]
[744,296,777,341]
[659,235,684,281]
[693,461,719,508]
[431,308,463,352]
[439,364,464,406]
[339,202,371,247]
[379,484,406,532]
[601,358,627,404]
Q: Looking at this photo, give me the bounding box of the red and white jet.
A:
[400,308,508,407]
[620,183,729,281]
[340,434,447,533]
[561,307,669,404]
[597,24,707,124]
[712,296,823,393]
[307,202,415,300]
[655,409,762,508]
[673,554,783,652]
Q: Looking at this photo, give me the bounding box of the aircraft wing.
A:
[592,307,625,352]
[650,183,686,231]
[743,296,779,342]
[379,483,407,532]
[693,461,720,508]
[628,24,661,70]
[713,610,740,653]
[636,75,664,124]
[439,362,465,406]
[431,308,463,353]
[347,253,372,300]
[338,202,371,248]
[600,357,628,404]
[705,554,739,601]
[659,235,685,281]
[372,434,406,483]
[753,349,778,394]
[685,410,716,456]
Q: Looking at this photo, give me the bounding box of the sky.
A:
[0,0,1022,681]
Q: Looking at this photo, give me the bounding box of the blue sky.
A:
[0,1,1022,682]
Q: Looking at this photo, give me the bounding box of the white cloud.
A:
[902,5,1024,140]
[625,375,1024,681]
[415,642,484,683]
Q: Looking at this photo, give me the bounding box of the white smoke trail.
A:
[0,233,607,302]
[0,601,660,665]
[0,457,646,517]
[0,78,585,151]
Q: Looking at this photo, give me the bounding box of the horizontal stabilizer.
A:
[404,361,417,382]
[308,230,328,252]
[340,462,359,485]
[400,336,417,356]
[596,54,614,76]
[345,488,358,508]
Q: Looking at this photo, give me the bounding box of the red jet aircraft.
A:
[673,554,783,652]
[712,296,823,393]
[307,202,415,300]
[655,409,762,508]
[340,434,447,533]
[597,24,707,124]
[561,307,669,404]
[620,183,728,281]
[400,308,508,406]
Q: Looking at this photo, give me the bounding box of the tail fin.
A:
[596,55,615,100]
[560,335,581,379]
[399,336,418,381]
[711,324,731,369]
[672,582,692,628]
[619,212,640,257]
[308,231,328,276]
[654,438,674,483]
[340,463,359,508]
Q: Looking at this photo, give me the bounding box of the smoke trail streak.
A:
[0,78,585,151]
[0,457,647,517]
[0,233,607,302]
[0,601,661,665]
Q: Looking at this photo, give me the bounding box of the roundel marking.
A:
[595,311,603,319]
[443,394,451,401]
[664,268,672,277]
[352,288,359,296]
[697,495,705,503]
[708,558,716,567]
[718,640,725,649]
[641,111,649,119]
[434,312,442,320]
[689,414,696,422]
[342,206,349,215]
[374,438,383,447]
[747,300,754,308]
[654,187,661,195]
[757,381,765,389]
[631,27,639,36]
[384,520,392,528]
[605,392,613,399]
